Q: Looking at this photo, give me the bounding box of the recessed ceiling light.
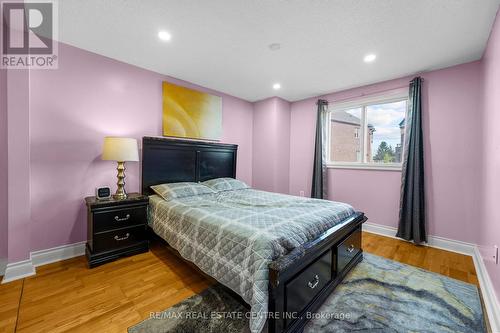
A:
[269,43,281,51]
[273,83,281,90]
[364,54,377,63]
[158,30,172,42]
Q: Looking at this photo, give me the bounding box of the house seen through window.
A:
[328,95,407,168]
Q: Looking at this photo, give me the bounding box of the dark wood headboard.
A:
[141,137,238,195]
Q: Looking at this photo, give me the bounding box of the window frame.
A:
[326,90,409,171]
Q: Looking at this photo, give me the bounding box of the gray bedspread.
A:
[149,188,355,333]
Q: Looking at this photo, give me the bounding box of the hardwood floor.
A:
[0,243,213,333]
[363,232,478,285]
[0,232,478,333]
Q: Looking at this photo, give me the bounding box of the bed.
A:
[142,136,367,333]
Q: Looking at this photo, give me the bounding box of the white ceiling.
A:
[58,0,500,102]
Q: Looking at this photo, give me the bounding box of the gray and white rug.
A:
[129,253,486,333]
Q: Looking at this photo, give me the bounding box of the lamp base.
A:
[113,192,128,200]
[114,161,128,200]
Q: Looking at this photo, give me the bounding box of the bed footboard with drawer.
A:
[268,212,366,333]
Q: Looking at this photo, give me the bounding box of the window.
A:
[327,93,408,169]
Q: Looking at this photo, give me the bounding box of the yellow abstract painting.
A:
[162,81,222,140]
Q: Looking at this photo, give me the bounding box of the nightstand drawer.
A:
[93,206,147,233]
[92,226,147,253]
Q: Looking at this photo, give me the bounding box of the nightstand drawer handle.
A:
[308,275,320,289]
[114,233,130,241]
[114,214,130,222]
[347,244,356,253]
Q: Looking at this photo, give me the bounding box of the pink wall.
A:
[26,42,253,254]
[289,61,483,244]
[326,169,402,228]
[252,97,290,194]
[253,98,275,192]
[7,70,31,262]
[275,98,291,194]
[0,69,7,261]
[480,9,500,300]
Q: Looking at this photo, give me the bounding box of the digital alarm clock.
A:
[96,186,112,200]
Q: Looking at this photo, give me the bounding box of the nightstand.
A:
[85,193,149,268]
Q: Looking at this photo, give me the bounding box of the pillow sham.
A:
[202,178,249,192]
[151,182,215,201]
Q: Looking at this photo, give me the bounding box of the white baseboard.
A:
[31,241,86,267]
[1,259,35,283]
[363,222,499,332]
[362,222,475,255]
[472,247,500,333]
[362,223,398,240]
[0,258,7,277]
[426,235,476,256]
[1,242,86,284]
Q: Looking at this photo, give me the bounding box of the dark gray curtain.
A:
[396,77,426,243]
[311,99,328,199]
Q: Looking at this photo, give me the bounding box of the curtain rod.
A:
[323,77,423,104]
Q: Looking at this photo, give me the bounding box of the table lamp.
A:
[102,137,139,200]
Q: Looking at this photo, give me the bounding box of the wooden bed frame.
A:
[141,136,367,333]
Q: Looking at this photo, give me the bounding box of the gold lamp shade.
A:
[102,137,139,200]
